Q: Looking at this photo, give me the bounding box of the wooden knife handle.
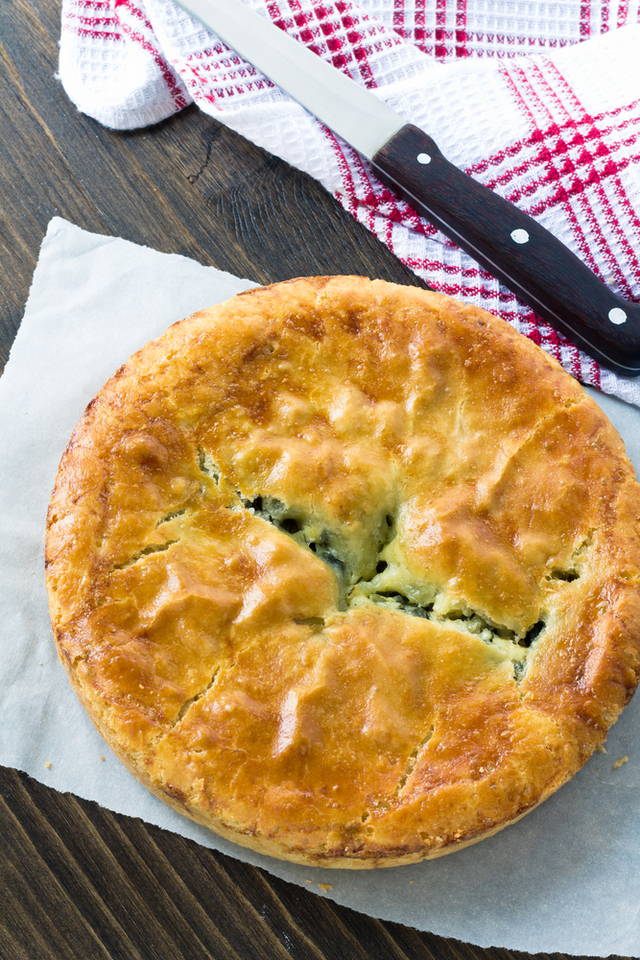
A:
[372,123,640,377]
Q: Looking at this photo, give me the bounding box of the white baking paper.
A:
[1,218,639,956]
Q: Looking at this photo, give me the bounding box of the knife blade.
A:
[175,0,640,376]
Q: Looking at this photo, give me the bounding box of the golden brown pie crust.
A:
[45,276,640,868]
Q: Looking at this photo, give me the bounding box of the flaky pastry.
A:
[46,277,640,867]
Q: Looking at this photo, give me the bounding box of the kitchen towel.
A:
[58,0,640,403]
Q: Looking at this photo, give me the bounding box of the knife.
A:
[174,0,640,376]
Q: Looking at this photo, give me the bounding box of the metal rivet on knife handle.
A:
[370,123,640,374]
[417,153,432,165]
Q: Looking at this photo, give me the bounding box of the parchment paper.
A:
[1,218,639,956]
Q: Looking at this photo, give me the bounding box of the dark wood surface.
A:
[0,3,630,959]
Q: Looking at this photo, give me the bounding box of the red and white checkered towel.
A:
[59,0,640,404]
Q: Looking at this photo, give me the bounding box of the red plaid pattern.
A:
[59,0,640,403]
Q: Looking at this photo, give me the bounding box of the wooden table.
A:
[0,3,632,958]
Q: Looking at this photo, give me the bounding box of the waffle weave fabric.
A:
[59,0,640,404]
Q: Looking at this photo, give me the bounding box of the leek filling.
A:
[187,458,589,683]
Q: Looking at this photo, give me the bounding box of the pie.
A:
[45,276,640,867]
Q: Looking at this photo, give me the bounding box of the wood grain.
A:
[0,766,569,960]
[0,0,422,372]
[0,2,634,959]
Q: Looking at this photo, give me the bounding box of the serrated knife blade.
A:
[175,0,640,375]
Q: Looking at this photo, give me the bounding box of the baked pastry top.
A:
[45,276,640,867]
